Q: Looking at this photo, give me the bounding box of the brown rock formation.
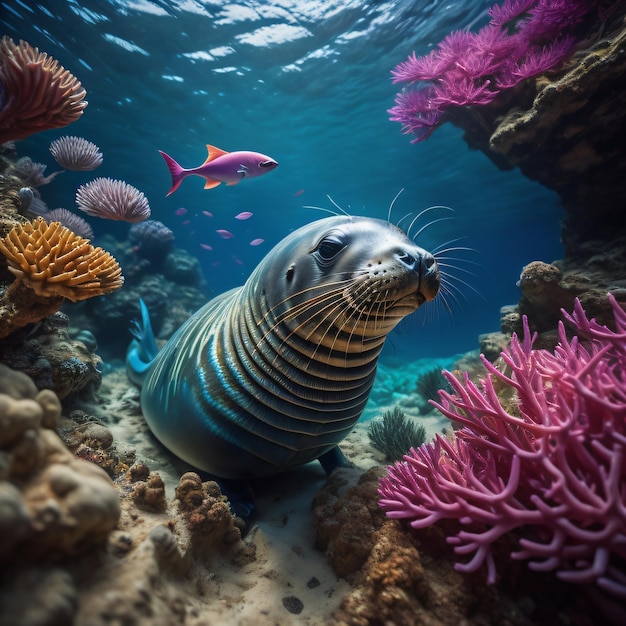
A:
[450,9,626,260]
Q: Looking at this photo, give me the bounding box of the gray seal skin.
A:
[126,215,440,480]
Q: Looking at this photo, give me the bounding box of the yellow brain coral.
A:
[0,217,123,302]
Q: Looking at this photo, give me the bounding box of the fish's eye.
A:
[259,160,276,168]
[314,234,346,265]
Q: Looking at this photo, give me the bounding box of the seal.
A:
[126,215,440,480]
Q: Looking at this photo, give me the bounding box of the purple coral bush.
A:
[378,294,626,597]
[390,0,599,141]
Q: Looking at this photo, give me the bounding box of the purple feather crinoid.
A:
[44,207,94,240]
[378,293,626,598]
[49,136,103,171]
[389,0,599,141]
[76,177,151,223]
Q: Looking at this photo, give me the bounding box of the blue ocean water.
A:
[1,0,563,359]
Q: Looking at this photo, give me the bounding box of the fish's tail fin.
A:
[126,298,159,387]
[159,150,186,196]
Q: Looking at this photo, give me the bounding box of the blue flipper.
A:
[318,446,352,474]
[126,298,158,387]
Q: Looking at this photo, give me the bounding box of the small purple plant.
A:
[390,0,598,141]
[378,294,626,597]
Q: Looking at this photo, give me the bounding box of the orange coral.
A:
[0,217,123,301]
[0,218,123,338]
[0,37,87,143]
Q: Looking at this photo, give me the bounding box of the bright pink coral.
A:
[378,294,626,597]
[389,0,600,141]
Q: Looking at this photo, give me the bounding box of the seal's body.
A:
[126,216,440,479]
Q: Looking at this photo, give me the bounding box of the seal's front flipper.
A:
[218,478,256,520]
[318,446,353,475]
[126,298,158,387]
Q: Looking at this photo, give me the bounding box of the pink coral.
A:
[389,0,600,141]
[378,294,626,597]
[0,37,87,143]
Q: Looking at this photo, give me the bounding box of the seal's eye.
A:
[315,235,345,265]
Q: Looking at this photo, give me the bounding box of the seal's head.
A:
[251,216,440,354]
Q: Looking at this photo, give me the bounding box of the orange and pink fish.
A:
[159,144,278,196]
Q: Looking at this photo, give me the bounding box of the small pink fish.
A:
[232,255,244,266]
[182,220,190,225]
[235,211,253,220]
[200,243,212,251]
[216,229,234,239]
[159,144,278,196]
[293,189,305,197]
[202,210,213,217]
[175,207,187,216]
[249,238,264,246]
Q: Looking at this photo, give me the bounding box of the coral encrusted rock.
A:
[314,466,605,625]
[450,9,626,259]
[0,364,120,564]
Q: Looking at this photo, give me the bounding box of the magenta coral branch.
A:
[378,293,626,597]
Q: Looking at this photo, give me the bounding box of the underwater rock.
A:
[479,331,512,362]
[314,466,598,625]
[131,471,167,512]
[0,364,120,564]
[69,265,207,359]
[174,472,242,547]
[313,467,386,579]
[0,311,102,399]
[162,248,204,286]
[59,412,132,480]
[0,567,78,626]
[511,251,626,341]
[449,9,626,260]
[128,219,174,266]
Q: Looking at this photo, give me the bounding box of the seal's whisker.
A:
[303,204,340,216]
[320,291,372,367]
[445,274,485,302]
[303,283,363,345]
[323,306,359,364]
[344,306,370,369]
[439,273,481,308]
[436,261,482,279]
[327,195,351,216]
[274,286,348,323]
[395,211,414,230]
[434,283,457,318]
[288,300,347,366]
[295,281,371,367]
[271,288,347,331]
[411,215,455,240]
[430,238,474,255]
[259,277,354,325]
[351,300,373,362]
[434,255,484,269]
[264,278,368,362]
[387,188,405,224]
[253,288,348,356]
[406,205,454,239]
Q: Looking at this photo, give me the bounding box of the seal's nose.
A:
[417,251,440,301]
[395,247,440,301]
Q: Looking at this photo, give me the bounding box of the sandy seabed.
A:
[62,358,451,626]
